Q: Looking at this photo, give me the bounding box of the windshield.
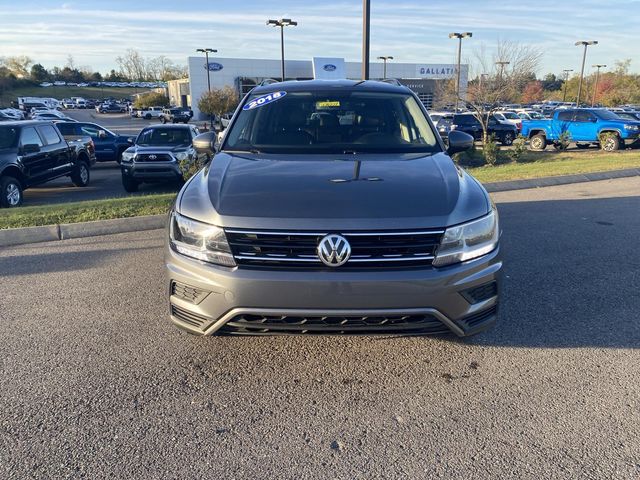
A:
[0,126,19,150]
[136,127,191,146]
[224,90,439,154]
[594,110,623,120]
[501,112,519,120]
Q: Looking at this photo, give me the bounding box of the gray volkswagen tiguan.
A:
[166,79,502,336]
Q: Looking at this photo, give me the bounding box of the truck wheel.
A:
[529,134,547,151]
[501,132,514,146]
[122,175,139,193]
[0,176,23,208]
[71,161,90,187]
[601,134,621,152]
[145,113,152,120]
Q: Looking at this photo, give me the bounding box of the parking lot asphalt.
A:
[1,177,639,479]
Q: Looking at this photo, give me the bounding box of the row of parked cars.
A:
[430,107,640,151]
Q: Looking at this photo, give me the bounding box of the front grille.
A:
[225,229,444,269]
[219,313,449,335]
[171,281,209,305]
[136,153,173,162]
[171,304,208,329]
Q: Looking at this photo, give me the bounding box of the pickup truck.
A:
[56,121,133,163]
[136,106,164,119]
[0,120,96,207]
[521,108,640,151]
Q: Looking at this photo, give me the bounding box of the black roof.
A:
[250,79,411,95]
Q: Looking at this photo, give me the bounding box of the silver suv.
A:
[166,80,502,336]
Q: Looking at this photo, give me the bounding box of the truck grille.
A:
[136,153,173,162]
[219,313,449,335]
[225,229,444,269]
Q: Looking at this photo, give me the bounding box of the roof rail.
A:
[379,78,403,86]
[258,78,280,86]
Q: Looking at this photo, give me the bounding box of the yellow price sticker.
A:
[316,100,341,108]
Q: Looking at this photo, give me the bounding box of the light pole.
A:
[267,18,297,82]
[591,64,606,107]
[562,69,573,102]
[575,40,598,107]
[377,56,393,79]
[449,32,472,112]
[362,0,371,80]
[196,48,217,128]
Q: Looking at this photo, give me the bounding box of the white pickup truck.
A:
[136,106,164,119]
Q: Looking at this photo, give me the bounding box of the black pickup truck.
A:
[0,121,96,207]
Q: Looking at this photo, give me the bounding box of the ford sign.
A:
[323,64,337,72]
[205,62,224,72]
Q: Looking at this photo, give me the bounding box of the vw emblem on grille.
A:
[148,154,157,160]
[317,234,351,267]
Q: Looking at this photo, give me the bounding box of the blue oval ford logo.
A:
[205,62,223,72]
[323,64,337,72]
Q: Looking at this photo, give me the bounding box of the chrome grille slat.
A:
[226,228,443,269]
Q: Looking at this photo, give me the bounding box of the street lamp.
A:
[266,18,297,82]
[362,0,371,80]
[575,40,598,107]
[196,48,217,128]
[449,32,472,112]
[562,69,573,102]
[377,56,394,79]
[591,64,606,107]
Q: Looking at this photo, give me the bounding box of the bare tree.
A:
[116,49,147,81]
[455,41,543,144]
[2,55,34,78]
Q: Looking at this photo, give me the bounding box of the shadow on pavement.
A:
[458,194,640,349]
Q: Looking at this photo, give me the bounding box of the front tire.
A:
[529,134,547,151]
[122,175,139,193]
[0,176,23,208]
[501,132,514,146]
[145,113,152,120]
[71,161,90,187]
[601,134,621,152]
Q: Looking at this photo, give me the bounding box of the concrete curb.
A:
[1,214,165,248]
[483,167,640,192]
[1,168,639,248]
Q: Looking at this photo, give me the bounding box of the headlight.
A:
[432,209,499,267]
[624,124,639,131]
[121,151,135,162]
[175,149,195,161]
[169,212,236,267]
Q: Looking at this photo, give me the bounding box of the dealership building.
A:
[167,57,468,121]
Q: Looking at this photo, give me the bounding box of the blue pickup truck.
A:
[521,108,640,151]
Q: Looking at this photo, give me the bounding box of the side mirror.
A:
[22,144,41,154]
[447,130,474,155]
[126,137,134,144]
[193,131,219,155]
[98,130,107,139]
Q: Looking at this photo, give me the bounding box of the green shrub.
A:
[134,92,170,109]
[508,135,528,163]
[555,130,572,151]
[482,134,499,166]
[178,155,207,181]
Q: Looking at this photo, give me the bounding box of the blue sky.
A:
[1,0,639,76]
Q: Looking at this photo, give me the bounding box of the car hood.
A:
[177,151,491,230]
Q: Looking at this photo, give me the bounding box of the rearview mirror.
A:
[21,144,41,154]
[447,130,474,155]
[193,131,218,155]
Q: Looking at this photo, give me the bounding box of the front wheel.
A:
[122,175,139,193]
[71,161,90,187]
[501,132,514,146]
[529,134,547,151]
[0,176,23,208]
[601,134,621,152]
[144,113,152,120]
